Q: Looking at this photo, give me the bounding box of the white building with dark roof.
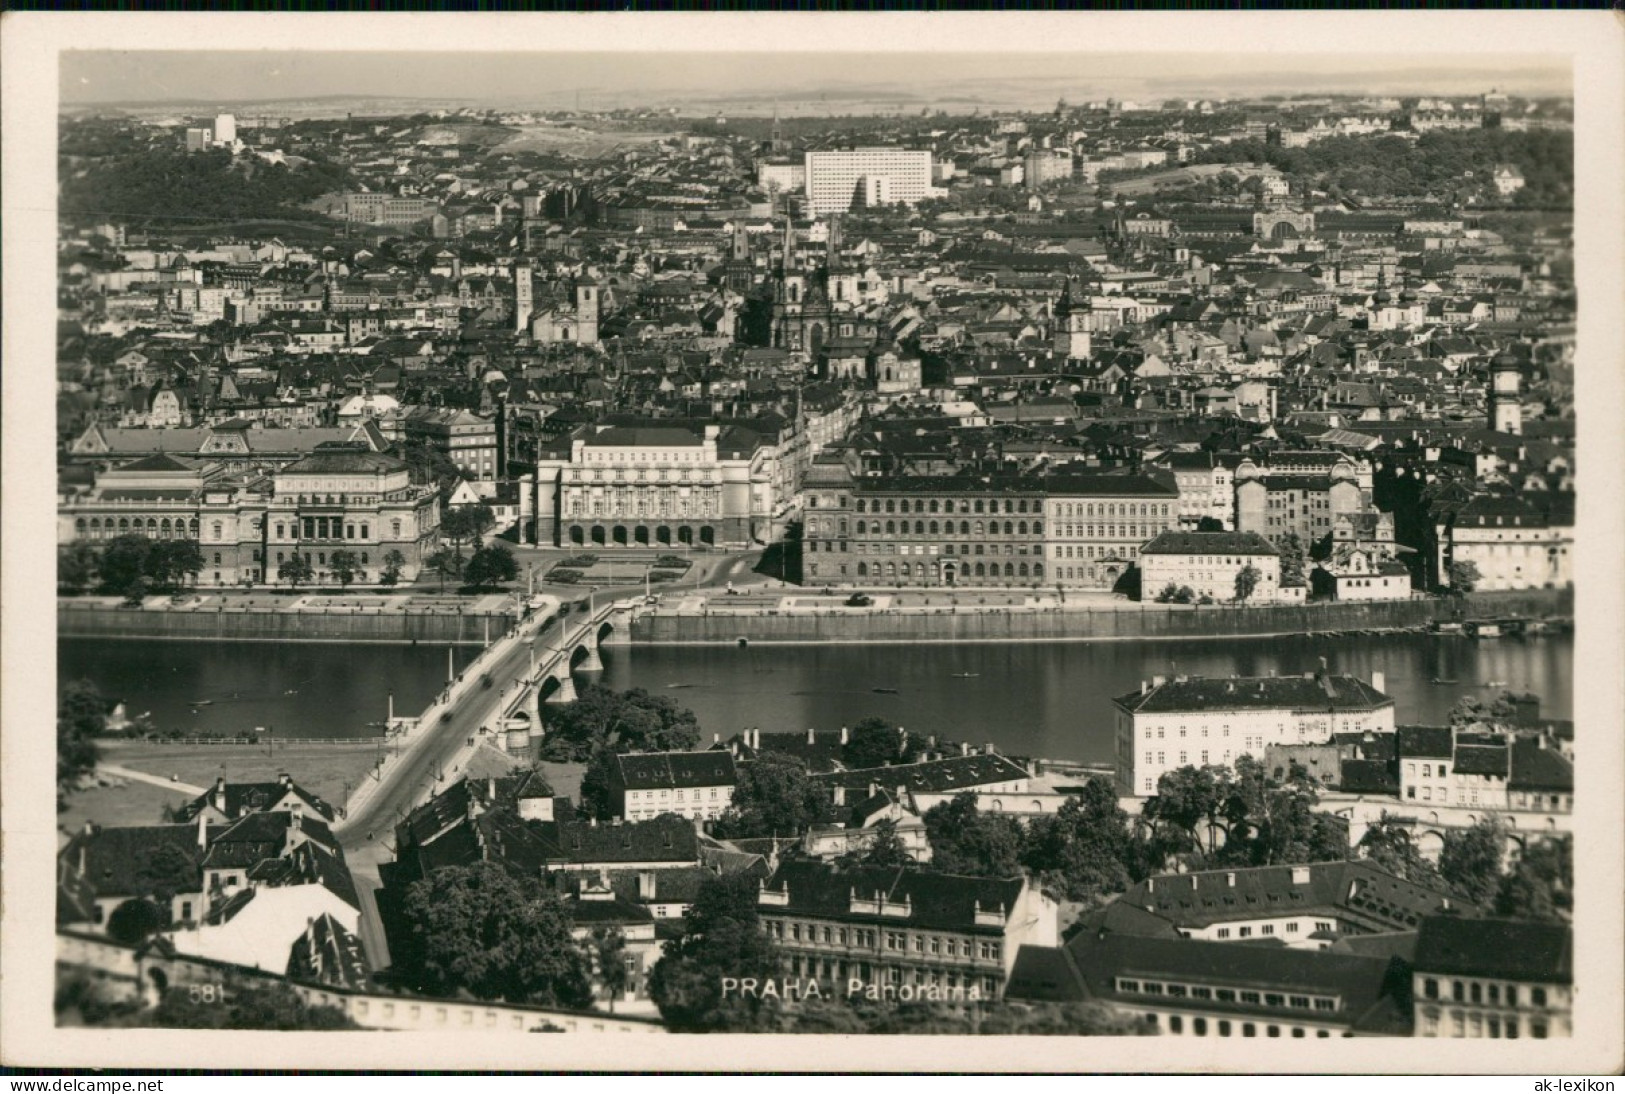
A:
[1113,671,1396,796]
[610,750,737,822]
[1140,530,1291,604]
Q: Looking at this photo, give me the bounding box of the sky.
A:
[60,51,1572,112]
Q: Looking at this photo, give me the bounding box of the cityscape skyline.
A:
[61,51,1572,114]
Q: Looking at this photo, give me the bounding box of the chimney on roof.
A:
[1147,878,1155,893]
[213,776,227,815]
[487,777,497,803]
[752,728,761,750]
[197,811,209,851]
[983,743,996,756]
[1152,675,1166,688]
[840,725,849,745]
[807,727,816,745]
[713,733,720,744]
[895,784,907,802]
[960,741,970,757]
[1371,671,1386,695]
[1141,680,1149,695]
[278,772,292,790]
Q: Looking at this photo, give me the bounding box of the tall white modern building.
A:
[214,113,237,147]
[803,148,933,215]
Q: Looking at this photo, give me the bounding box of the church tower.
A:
[575,275,600,344]
[724,219,754,294]
[1489,350,1523,435]
[1053,278,1091,362]
[514,261,533,333]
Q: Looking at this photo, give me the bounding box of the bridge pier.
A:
[546,667,577,704]
[575,639,604,673]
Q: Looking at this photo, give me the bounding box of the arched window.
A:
[1018,521,1028,536]
[856,499,866,513]
[915,500,925,514]
[886,521,896,534]
[391,520,402,538]
[189,518,199,537]
[857,561,868,577]
[212,521,223,539]
[974,521,984,535]
[901,563,911,579]
[929,521,939,534]
[914,521,924,535]
[885,500,896,514]
[1034,563,1043,578]
[1033,521,1043,536]
[974,500,984,514]
[929,500,939,514]
[1003,521,1014,536]
[974,563,985,577]
[886,562,897,578]
[1018,563,1029,578]
[119,518,129,531]
[959,521,970,535]
[160,518,172,536]
[1004,562,1015,578]
[856,520,867,535]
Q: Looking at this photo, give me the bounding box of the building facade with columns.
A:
[532,424,774,549]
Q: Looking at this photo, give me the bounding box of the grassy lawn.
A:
[94,739,384,815]
[59,777,189,837]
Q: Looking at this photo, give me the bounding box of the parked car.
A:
[845,593,874,608]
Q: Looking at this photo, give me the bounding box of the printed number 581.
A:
[188,984,225,1004]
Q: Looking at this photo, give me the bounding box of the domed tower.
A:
[1489,350,1523,435]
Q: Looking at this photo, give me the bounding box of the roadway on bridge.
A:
[335,610,579,846]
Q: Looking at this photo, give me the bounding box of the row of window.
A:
[853,520,1045,537]
[1421,979,1549,1008]
[768,920,1000,963]
[626,788,721,803]
[851,560,1044,580]
[853,498,1040,515]
[1213,920,1333,939]
[1154,1014,1336,1038]
[1417,1008,1550,1039]
[1115,977,1339,1013]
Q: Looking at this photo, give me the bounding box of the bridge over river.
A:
[333,594,639,843]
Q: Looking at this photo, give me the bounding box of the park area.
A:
[60,738,385,839]
[546,554,692,587]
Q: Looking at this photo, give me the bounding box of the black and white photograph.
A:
[2,10,1621,1077]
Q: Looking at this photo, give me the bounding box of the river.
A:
[60,632,1572,764]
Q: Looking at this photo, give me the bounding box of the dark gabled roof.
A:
[818,752,1029,795]
[286,911,373,991]
[567,895,657,927]
[552,814,699,866]
[1508,738,1573,792]
[615,750,736,791]
[1119,860,1460,934]
[1396,725,1454,759]
[762,860,1025,934]
[247,839,360,911]
[583,426,702,447]
[1338,759,1400,795]
[1043,931,1413,1033]
[1116,674,1392,715]
[1452,743,1509,778]
[116,452,199,473]
[1413,917,1571,984]
[58,825,204,903]
[1141,531,1278,557]
[176,777,337,823]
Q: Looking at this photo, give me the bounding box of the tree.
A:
[328,549,361,589]
[1357,816,1444,886]
[1447,559,1482,595]
[395,862,593,1007]
[379,548,407,587]
[538,686,702,763]
[58,679,105,808]
[1195,517,1225,533]
[593,928,631,1013]
[1024,779,1137,904]
[711,752,827,840]
[648,872,781,1032]
[1234,563,1261,603]
[148,539,203,591]
[577,747,620,822]
[922,793,1026,877]
[1278,532,1307,587]
[840,817,912,869]
[277,553,314,589]
[98,534,153,600]
[1494,837,1571,922]
[106,898,166,946]
[464,542,519,591]
[842,716,904,769]
[441,503,496,562]
[59,543,100,595]
[1438,817,1505,906]
[424,547,459,592]
[1141,765,1224,855]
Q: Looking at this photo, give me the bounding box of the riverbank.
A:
[60,588,1571,646]
[631,590,1572,646]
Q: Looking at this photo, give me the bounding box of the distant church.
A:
[513,261,600,346]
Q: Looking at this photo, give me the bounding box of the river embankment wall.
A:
[629,590,1572,646]
[58,589,1570,647]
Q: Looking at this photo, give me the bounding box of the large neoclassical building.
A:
[530,424,776,550]
[59,444,440,587]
